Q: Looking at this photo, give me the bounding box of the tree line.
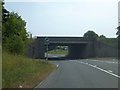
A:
[83,30,118,48]
[2,2,29,54]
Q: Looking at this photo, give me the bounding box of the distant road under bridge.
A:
[25,37,118,59]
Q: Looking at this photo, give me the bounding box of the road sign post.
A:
[45,37,49,62]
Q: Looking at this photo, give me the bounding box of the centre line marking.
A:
[80,61,120,79]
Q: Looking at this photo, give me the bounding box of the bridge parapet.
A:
[37,37,94,44]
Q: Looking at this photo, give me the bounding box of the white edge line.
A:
[56,64,59,68]
[80,62,120,79]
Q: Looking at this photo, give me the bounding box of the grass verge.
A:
[2,51,55,88]
[48,49,68,55]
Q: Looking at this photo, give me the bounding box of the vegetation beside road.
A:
[48,49,68,55]
[2,2,55,88]
[2,51,55,88]
[83,30,118,48]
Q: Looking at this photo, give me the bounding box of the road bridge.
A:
[25,37,118,59]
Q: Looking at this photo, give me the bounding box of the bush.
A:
[4,35,25,54]
[2,12,28,54]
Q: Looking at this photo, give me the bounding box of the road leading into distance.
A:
[35,59,119,88]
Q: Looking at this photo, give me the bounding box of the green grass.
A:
[0,46,1,89]
[48,49,68,55]
[2,51,55,88]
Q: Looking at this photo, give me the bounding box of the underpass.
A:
[43,37,93,59]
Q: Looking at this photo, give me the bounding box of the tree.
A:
[99,35,106,39]
[83,30,98,39]
[117,26,120,36]
[117,26,120,50]
[1,1,9,46]
[0,2,2,45]
[2,12,28,54]
[2,1,9,23]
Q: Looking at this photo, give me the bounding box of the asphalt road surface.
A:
[35,59,119,88]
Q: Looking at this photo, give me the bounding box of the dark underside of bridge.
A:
[25,37,118,59]
[48,43,89,60]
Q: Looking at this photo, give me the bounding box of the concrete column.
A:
[34,38,46,59]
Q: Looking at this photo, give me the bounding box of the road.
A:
[35,58,119,88]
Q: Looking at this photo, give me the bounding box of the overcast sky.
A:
[5,0,120,37]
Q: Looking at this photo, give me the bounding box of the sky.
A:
[119,1,120,26]
[4,0,120,37]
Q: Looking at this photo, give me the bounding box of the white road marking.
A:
[86,63,88,64]
[108,70,113,73]
[84,60,118,64]
[80,61,120,79]
[56,64,59,68]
